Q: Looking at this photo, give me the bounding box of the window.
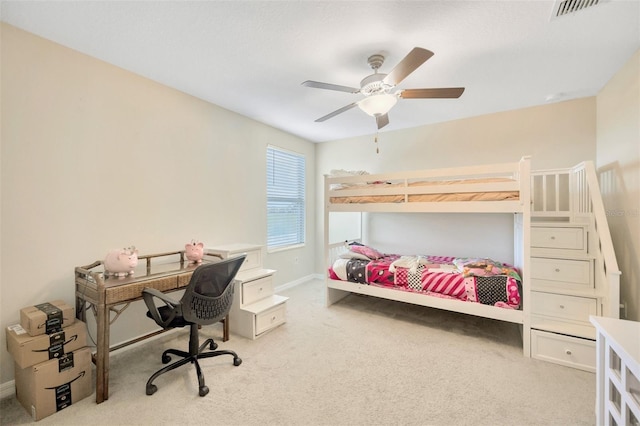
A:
[267,146,305,250]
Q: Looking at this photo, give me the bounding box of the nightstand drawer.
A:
[531,292,597,323]
[240,249,261,272]
[206,244,262,272]
[531,257,592,287]
[255,303,286,335]
[531,330,595,372]
[532,227,585,250]
[242,276,273,305]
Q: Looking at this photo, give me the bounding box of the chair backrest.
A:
[180,255,246,325]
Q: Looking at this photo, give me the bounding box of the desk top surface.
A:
[102,261,203,286]
[590,315,640,373]
[77,252,221,289]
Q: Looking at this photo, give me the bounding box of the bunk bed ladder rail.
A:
[531,168,572,218]
[578,161,621,318]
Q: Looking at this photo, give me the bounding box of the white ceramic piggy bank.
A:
[104,246,139,277]
[185,241,204,263]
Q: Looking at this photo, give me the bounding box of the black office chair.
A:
[142,255,246,397]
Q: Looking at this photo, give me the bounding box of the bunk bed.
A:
[324,157,622,367]
[324,157,533,356]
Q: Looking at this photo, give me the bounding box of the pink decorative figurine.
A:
[104,246,139,277]
[185,240,204,263]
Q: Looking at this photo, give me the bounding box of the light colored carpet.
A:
[1,279,596,425]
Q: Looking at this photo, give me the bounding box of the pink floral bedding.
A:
[329,246,521,309]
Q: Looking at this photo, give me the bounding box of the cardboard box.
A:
[7,320,87,369]
[15,347,92,421]
[20,300,75,337]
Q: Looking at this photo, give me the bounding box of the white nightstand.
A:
[590,316,640,426]
[206,244,288,340]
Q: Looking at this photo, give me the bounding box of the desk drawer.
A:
[255,303,286,335]
[105,276,177,304]
[532,227,585,250]
[531,257,592,288]
[177,273,192,288]
[242,276,273,306]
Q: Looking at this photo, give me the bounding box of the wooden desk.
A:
[75,251,227,404]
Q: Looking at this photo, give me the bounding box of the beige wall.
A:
[596,49,640,321]
[0,23,316,384]
[316,97,596,175]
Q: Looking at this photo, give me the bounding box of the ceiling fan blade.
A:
[399,87,465,99]
[383,47,434,87]
[302,80,360,94]
[315,102,358,122]
[376,113,389,129]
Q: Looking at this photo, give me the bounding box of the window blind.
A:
[267,146,305,250]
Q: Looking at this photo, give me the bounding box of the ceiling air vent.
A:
[551,0,610,19]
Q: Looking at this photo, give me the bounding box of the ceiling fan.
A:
[302,47,465,130]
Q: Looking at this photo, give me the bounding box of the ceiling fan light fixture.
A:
[358,93,397,117]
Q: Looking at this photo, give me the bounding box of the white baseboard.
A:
[1,380,15,400]
[275,274,318,292]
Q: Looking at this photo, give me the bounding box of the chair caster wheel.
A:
[199,386,209,397]
[233,357,242,366]
[162,354,171,364]
[209,342,218,350]
[146,384,157,395]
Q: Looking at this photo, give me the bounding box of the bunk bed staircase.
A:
[529,161,621,372]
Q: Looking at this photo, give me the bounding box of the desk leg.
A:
[75,295,86,323]
[95,303,109,403]
[222,315,229,342]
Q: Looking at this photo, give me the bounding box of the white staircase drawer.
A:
[206,244,262,271]
[255,303,286,335]
[532,226,585,250]
[531,330,595,372]
[240,249,262,271]
[531,257,592,286]
[530,315,596,339]
[531,291,597,322]
[241,276,273,306]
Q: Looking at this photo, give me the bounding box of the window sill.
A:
[267,243,305,254]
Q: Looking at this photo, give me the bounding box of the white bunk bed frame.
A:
[324,157,621,361]
[324,156,533,356]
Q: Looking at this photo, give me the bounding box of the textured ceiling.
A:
[1,1,639,142]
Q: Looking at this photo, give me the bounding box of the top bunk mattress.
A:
[329,177,519,204]
[324,157,530,212]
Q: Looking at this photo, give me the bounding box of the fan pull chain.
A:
[374,132,379,154]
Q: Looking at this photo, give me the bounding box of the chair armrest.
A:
[142,288,179,328]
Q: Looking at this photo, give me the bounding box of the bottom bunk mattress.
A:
[328,244,521,310]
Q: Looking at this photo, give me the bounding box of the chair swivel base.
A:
[146,338,242,397]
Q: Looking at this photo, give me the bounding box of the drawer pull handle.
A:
[555,268,560,272]
[565,349,572,355]
[259,287,263,291]
[550,236,556,240]
[559,305,565,309]
[271,316,276,322]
